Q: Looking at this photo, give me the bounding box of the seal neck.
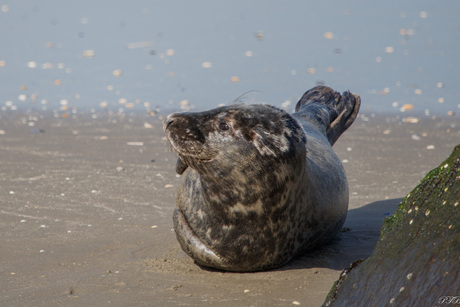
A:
[198,152,307,218]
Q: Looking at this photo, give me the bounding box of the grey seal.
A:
[163,86,361,272]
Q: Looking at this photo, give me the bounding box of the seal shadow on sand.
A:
[274,198,402,272]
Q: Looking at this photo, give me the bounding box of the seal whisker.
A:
[231,90,262,104]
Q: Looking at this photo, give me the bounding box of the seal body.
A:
[164,86,361,272]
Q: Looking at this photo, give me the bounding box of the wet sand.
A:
[1,111,458,306]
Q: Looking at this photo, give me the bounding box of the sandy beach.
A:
[0,110,458,306]
[1,1,459,305]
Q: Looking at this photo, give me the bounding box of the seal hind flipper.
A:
[295,86,361,145]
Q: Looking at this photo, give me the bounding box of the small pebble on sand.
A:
[255,31,264,41]
[400,104,414,112]
[230,76,240,83]
[281,100,291,110]
[179,99,190,110]
[83,50,95,58]
[202,62,212,68]
[127,142,144,146]
[385,46,394,53]
[402,117,419,124]
[324,32,334,39]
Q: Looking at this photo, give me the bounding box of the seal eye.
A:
[219,122,229,131]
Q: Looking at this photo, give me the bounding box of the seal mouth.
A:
[165,132,216,165]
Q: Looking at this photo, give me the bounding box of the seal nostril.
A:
[165,118,174,130]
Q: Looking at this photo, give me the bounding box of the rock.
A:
[323,144,460,307]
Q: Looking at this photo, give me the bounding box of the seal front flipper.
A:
[295,86,361,145]
[173,209,229,270]
[175,157,188,174]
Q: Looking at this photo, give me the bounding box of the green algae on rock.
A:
[323,144,460,307]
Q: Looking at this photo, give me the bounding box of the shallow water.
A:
[0,0,459,115]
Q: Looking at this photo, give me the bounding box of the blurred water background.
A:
[0,0,459,115]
